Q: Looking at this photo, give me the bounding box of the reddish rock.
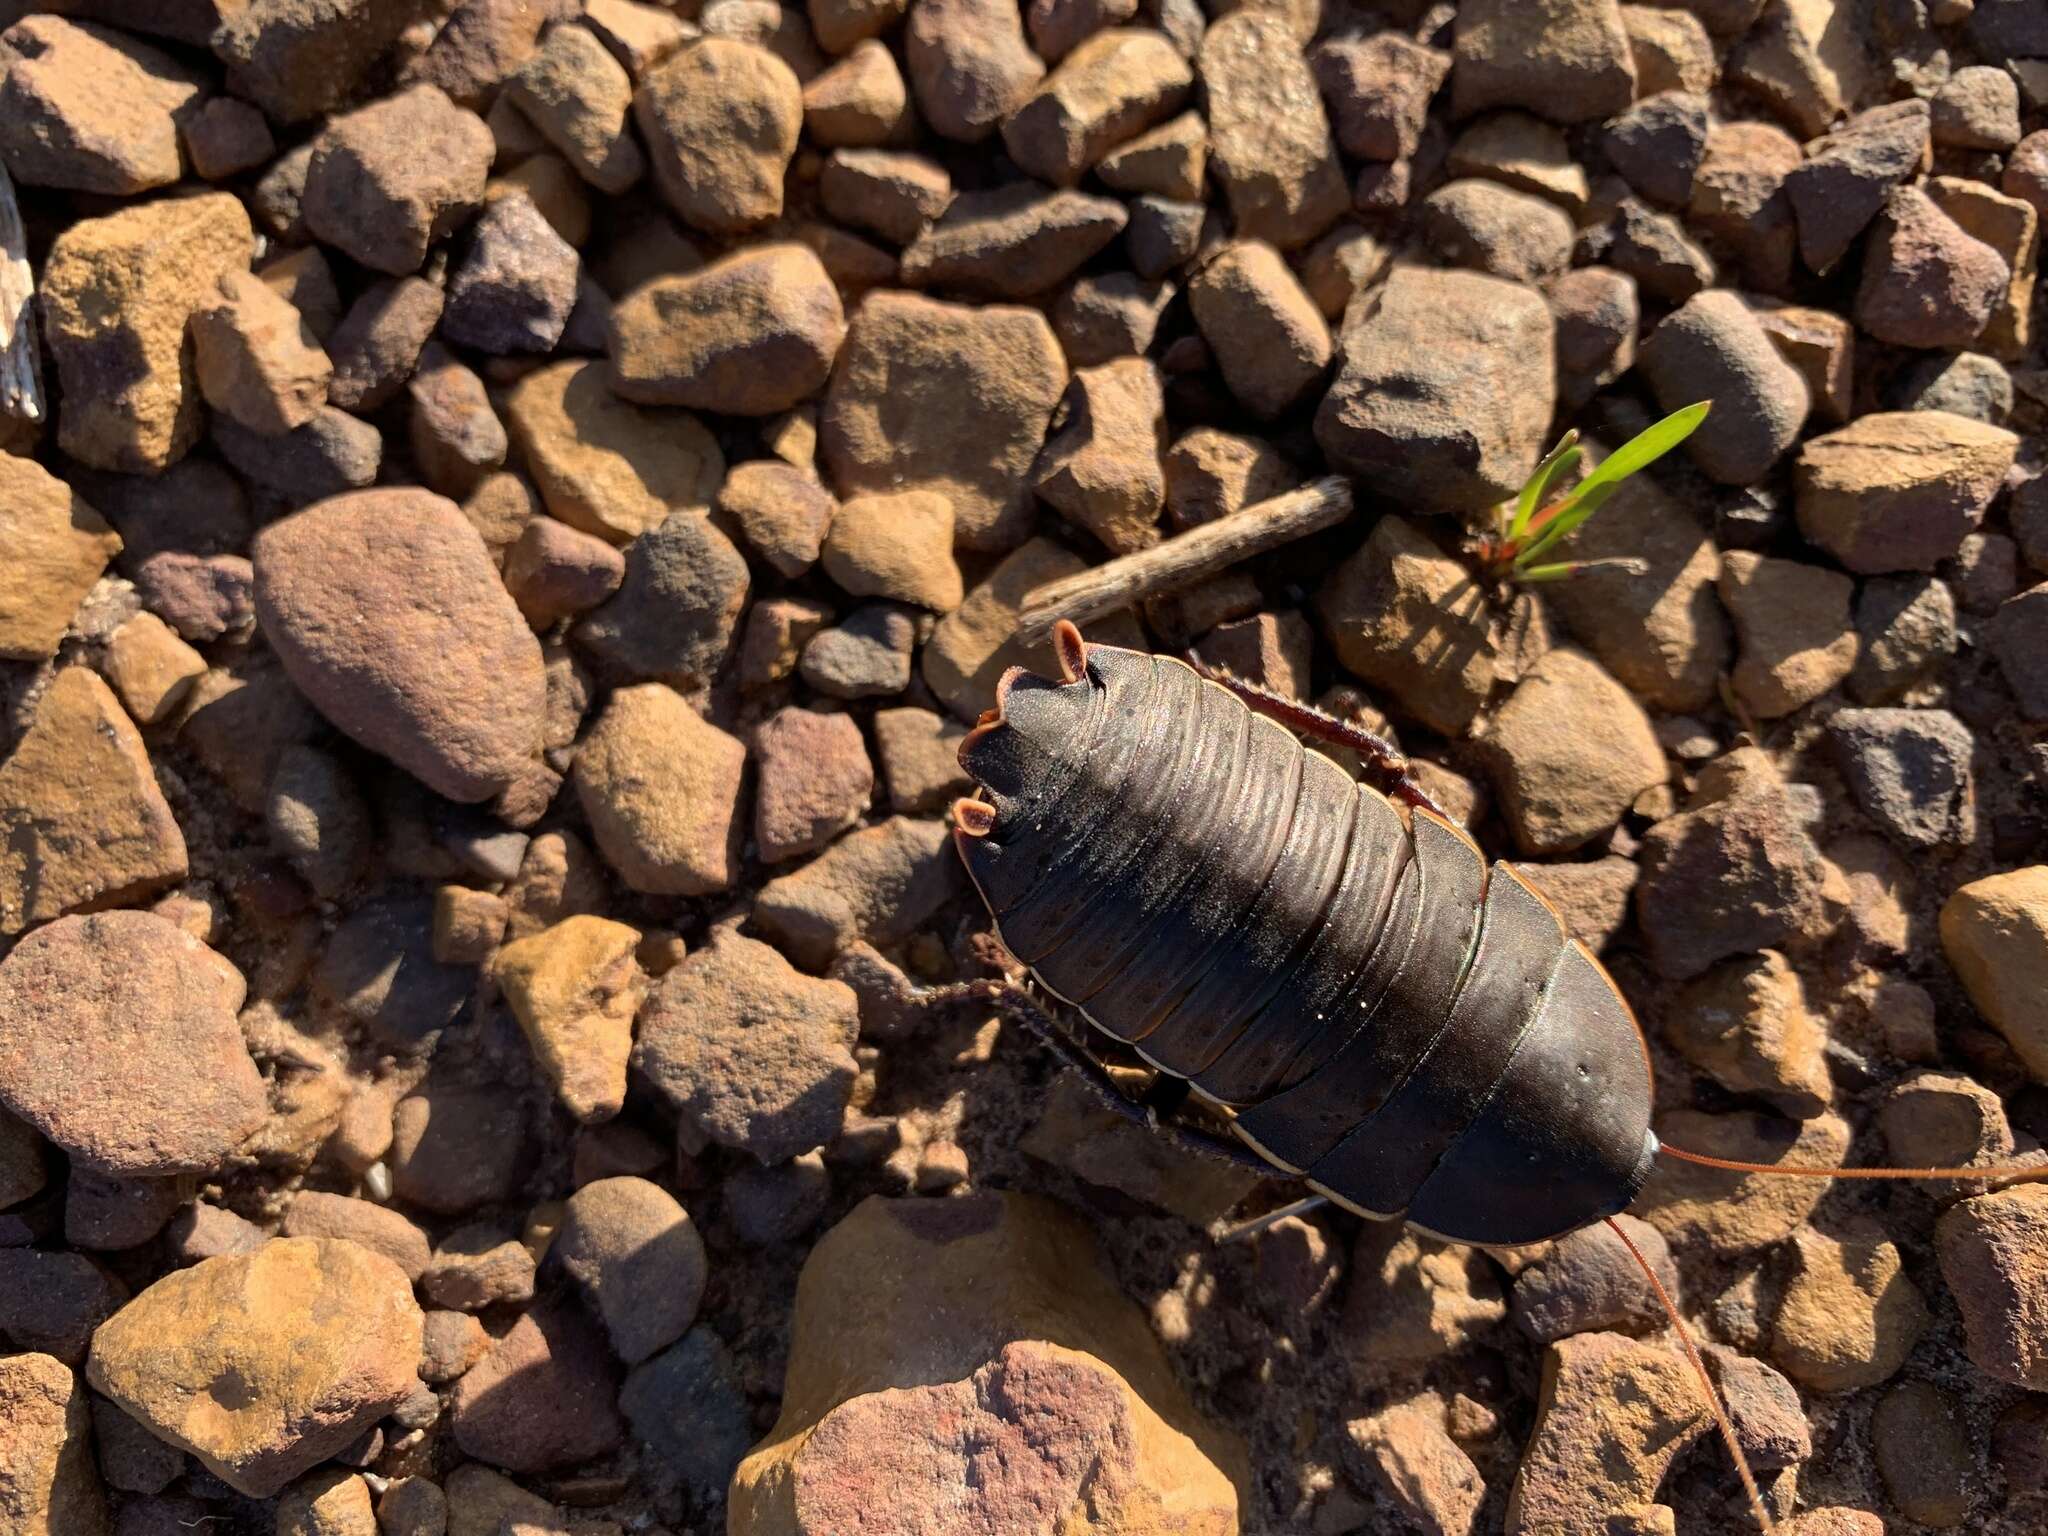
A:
[451,1297,624,1473]
[754,706,874,863]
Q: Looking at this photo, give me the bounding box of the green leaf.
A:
[1508,431,1581,543]
[1514,402,1709,567]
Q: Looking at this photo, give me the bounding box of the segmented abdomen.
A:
[956,641,1656,1245]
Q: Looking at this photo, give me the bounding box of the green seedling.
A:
[1473,401,1711,584]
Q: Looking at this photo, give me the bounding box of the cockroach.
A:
[939,618,2048,1534]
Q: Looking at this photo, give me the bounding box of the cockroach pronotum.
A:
[939,617,2048,1533]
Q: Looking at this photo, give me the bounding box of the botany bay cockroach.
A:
[937,617,2048,1534]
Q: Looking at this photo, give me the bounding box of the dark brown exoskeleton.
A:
[945,619,2048,1533]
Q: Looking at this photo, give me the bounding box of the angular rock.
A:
[313,893,471,1052]
[621,1327,755,1497]
[1689,120,1801,291]
[450,1297,624,1473]
[1187,239,1330,420]
[1602,195,1716,302]
[494,915,648,1122]
[1934,66,2020,151]
[1484,648,1664,855]
[754,707,872,864]
[633,39,802,234]
[1199,11,1345,249]
[1163,428,1298,531]
[1991,584,2048,720]
[1937,1185,2048,1388]
[801,602,918,698]
[211,406,381,507]
[214,0,437,123]
[1031,358,1166,554]
[1634,1109,1849,1253]
[1313,31,1448,163]
[1771,1222,1927,1391]
[302,85,494,276]
[86,1238,423,1497]
[1665,951,1831,1119]
[503,22,645,193]
[325,275,444,414]
[717,461,837,578]
[1604,90,1707,208]
[1795,410,2017,574]
[0,1352,106,1536]
[873,707,969,814]
[1343,1403,1481,1536]
[753,815,961,968]
[1829,707,1975,849]
[1636,290,1807,485]
[0,452,121,662]
[574,683,745,896]
[190,269,331,437]
[0,15,201,196]
[407,344,506,499]
[1719,551,1855,719]
[1002,28,1188,188]
[502,515,626,627]
[1453,0,1636,123]
[550,1176,706,1363]
[1421,179,1576,283]
[1512,1214,1679,1344]
[279,1193,431,1283]
[572,510,750,683]
[1094,109,1205,202]
[802,40,911,148]
[1942,868,2048,1081]
[819,147,952,245]
[1785,100,1930,276]
[442,192,580,355]
[820,491,961,611]
[420,1224,535,1312]
[904,0,1044,144]
[900,183,1126,299]
[1856,186,2010,350]
[1447,111,1587,210]
[1343,1225,1505,1366]
[389,1079,532,1215]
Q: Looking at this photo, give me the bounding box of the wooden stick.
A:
[0,162,43,429]
[1014,476,1353,646]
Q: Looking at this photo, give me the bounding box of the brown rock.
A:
[551,1176,707,1364]
[190,269,331,436]
[38,191,253,473]
[275,1469,376,1536]
[870,706,967,814]
[1880,1069,2016,1177]
[717,461,838,577]
[1937,1184,2048,1388]
[1313,31,1448,163]
[0,1352,107,1536]
[634,39,801,234]
[86,1237,423,1497]
[302,84,494,276]
[1856,185,2010,350]
[326,276,445,413]
[1031,357,1167,554]
[501,516,625,628]
[1001,27,1191,188]
[819,147,951,245]
[1872,1379,1976,1528]
[1924,176,2038,364]
[1665,951,1831,1118]
[635,927,860,1161]
[1795,410,2018,575]
[1772,1221,1927,1391]
[1725,0,1873,138]
[1513,856,1637,954]
[1344,1402,1481,1536]
[574,683,746,896]
[802,40,911,147]
[0,452,121,661]
[822,291,1066,551]
[214,0,437,124]
[1511,1213,1678,1343]
[1422,179,1576,284]
[1637,290,1807,485]
[440,192,580,355]
[899,183,1126,299]
[1187,240,1330,419]
[1634,1109,1850,1254]
[280,1193,432,1283]
[821,491,962,610]
[609,243,845,415]
[506,359,725,544]
[494,915,647,1122]
[503,22,645,194]
[573,509,752,683]
[1095,110,1205,201]
[0,672,187,936]
[729,1193,1240,1532]
[753,706,874,862]
[753,815,961,969]
[419,1223,536,1312]
[1343,1225,1505,1365]
[1719,551,1856,719]
[253,489,546,802]
[1483,648,1664,855]
[796,603,916,698]
[389,1079,532,1215]
[450,1297,624,1473]
[904,0,1044,144]
[1689,120,1801,290]
[1199,11,1346,249]
[1942,868,2048,1082]
[0,15,201,195]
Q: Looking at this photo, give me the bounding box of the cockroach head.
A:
[954,624,1098,824]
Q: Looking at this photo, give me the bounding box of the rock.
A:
[1002,27,1189,187]
[1942,868,2048,1081]
[1719,551,1855,719]
[1881,1069,2016,1176]
[1848,574,1954,706]
[1606,91,1708,208]
[1784,101,1929,275]
[493,916,647,1122]
[1512,1214,1677,1343]
[2008,129,2048,219]
[1095,109,1204,201]
[0,453,121,662]
[1030,358,1166,554]
[803,40,911,147]
[507,360,723,544]
[1936,1184,2048,1388]
[714,462,834,579]
[1548,266,1637,408]
[1199,11,1346,248]
[0,1352,106,1535]
[1602,195,1716,302]
[1453,0,1636,123]
[442,193,580,355]
[1514,856,1637,954]
[872,707,969,813]
[1056,268,1174,369]
[1772,1222,1927,1391]
[1794,411,2017,574]
[815,492,961,612]
[1621,4,1713,93]
[635,928,859,1162]
[1872,1380,1975,1528]
[1505,1333,1706,1535]
[1934,65,2020,151]
[1123,193,1204,278]
[620,1328,754,1497]
[573,509,751,682]
[313,894,471,1052]
[275,1469,376,1536]
[1316,515,1495,737]
[726,1150,833,1244]
[1857,186,2009,351]
[214,0,436,123]
[1447,111,1587,211]
[1342,1402,1482,1536]
[503,23,645,194]
[1665,951,1831,1119]
[405,346,505,499]
[550,1176,706,1363]
[0,910,257,1175]
[819,147,951,245]
[1992,584,2048,720]
[1689,121,1801,291]
[326,276,445,413]
[1312,32,1447,163]
[730,1193,1240,1531]
[1420,179,1575,284]
[92,1387,184,1494]
[1187,240,1330,419]
[302,85,492,276]
[38,191,253,473]
[211,406,382,507]
[451,1297,624,1473]
[1635,1109,1849,1254]
[389,1079,533,1215]
[801,603,918,698]
[899,184,1124,299]
[0,1248,125,1364]
[754,816,961,968]
[1483,648,1664,856]
[420,1309,490,1383]
[905,0,1043,143]
[419,1224,535,1312]
[189,269,331,437]
[1828,708,1975,849]
[634,39,801,234]
[87,1238,423,1497]
[1341,1225,1505,1367]
[1162,428,1297,531]
[1636,290,1806,485]
[1704,1347,1810,1473]
[63,1169,183,1252]
[822,291,1066,551]
[574,683,746,896]
[0,14,201,197]
[279,1194,430,1283]
[253,490,545,803]
[502,516,626,628]
[1896,351,2014,425]
[753,706,874,863]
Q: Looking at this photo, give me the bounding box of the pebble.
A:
[442,192,580,354]
[389,1079,533,1215]
[0,1247,125,1364]
[900,183,1126,299]
[1163,428,1298,531]
[1771,1221,1927,1391]
[1634,1109,1849,1254]
[1095,110,1206,201]
[87,1237,423,1497]
[1513,856,1637,954]
[753,706,874,862]
[1511,1213,1678,1343]
[1849,574,1957,703]
[1601,195,1717,302]
[1621,5,1713,94]
[1936,1184,2048,1388]
[1454,0,1636,121]
[0,911,261,1176]
[1505,1333,1706,1534]
[574,684,746,897]
[503,23,645,194]
[1448,111,1586,210]
[1052,271,1175,368]
[1941,867,2048,1082]
[550,1176,706,1363]
[1343,1226,1506,1365]
[215,0,430,123]
[1187,240,1330,419]
[502,516,626,629]
[276,1469,377,1536]
[253,489,546,804]
[0,453,122,662]
[1199,11,1347,249]
[823,291,1065,551]
[506,359,724,544]
[1637,290,1807,485]
[870,707,968,814]
[313,893,471,1052]
[1828,707,1976,849]
[1897,350,2014,424]
[1794,410,2017,574]
[420,1308,491,1384]
[212,405,383,507]
[821,490,963,610]
[1880,1069,2016,1174]
[0,15,201,195]
[904,0,1044,143]
[494,916,648,1122]
[609,243,846,415]
[1031,357,1167,553]
[450,1297,624,1473]
[1934,64,2021,152]
[1001,27,1191,188]
[327,276,446,413]
[1313,32,1448,163]
[0,1352,106,1534]
[803,41,912,147]
[729,1193,1238,1531]
[280,1192,431,1283]
[726,1150,833,1244]
[634,928,860,1162]
[634,39,802,234]
[573,510,751,683]
[1124,193,1204,278]
[186,94,276,180]
[819,148,951,246]
[189,270,333,436]
[620,1327,756,1498]
[1483,647,1665,856]
[92,1389,184,1494]
[302,84,493,275]
[1857,186,2010,350]
[1604,91,1707,208]
[1785,100,1929,276]
[754,815,962,968]
[801,602,920,697]
[407,345,505,498]
[39,191,254,473]
[1749,302,1850,421]
[1022,1072,1259,1223]
[1718,551,1856,719]
[1704,1347,1811,1473]
[717,462,838,577]
[1549,266,1637,408]
[1421,178,1575,283]
[1665,951,1831,1118]
[1991,583,2048,719]
[419,1224,536,1311]
[1343,1402,1483,1536]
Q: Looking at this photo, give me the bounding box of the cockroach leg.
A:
[1184,654,1455,822]
[1220,1193,1331,1243]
